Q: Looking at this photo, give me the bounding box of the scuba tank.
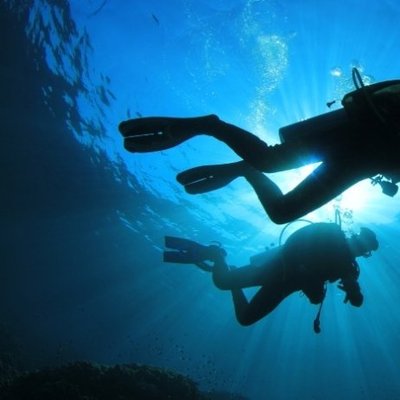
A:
[279,108,348,144]
[279,69,400,197]
[279,69,400,145]
[250,246,281,267]
[342,79,400,134]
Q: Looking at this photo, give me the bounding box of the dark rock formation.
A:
[1,361,205,400]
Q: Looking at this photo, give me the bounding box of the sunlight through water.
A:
[3,0,400,399]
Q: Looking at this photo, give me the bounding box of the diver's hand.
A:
[337,283,349,303]
[337,281,363,306]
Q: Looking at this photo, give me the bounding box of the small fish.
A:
[136,111,143,118]
[151,13,160,25]
[326,100,336,108]
[88,0,108,17]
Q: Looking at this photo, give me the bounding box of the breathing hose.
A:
[351,67,386,125]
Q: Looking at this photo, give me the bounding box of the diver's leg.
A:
[211,253,296,325]
[231,283,297,326]
[206,121,319,172]
[120,115,315,172]
[244,161,371,224]
[212,252,283,290]
[176,153,318,195]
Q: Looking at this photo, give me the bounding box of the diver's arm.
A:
[338,263,363,307]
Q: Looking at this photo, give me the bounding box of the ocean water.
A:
[2,1,400,399]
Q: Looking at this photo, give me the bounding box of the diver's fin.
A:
[119,117,189,153]
[176,162,246,194]
[163,251,213,272]
[163,236,226,265]
[118,115,219,153]
[164,236,203,252]
[163,250,200,264]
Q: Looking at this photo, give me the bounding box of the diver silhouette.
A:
[163,223,379,331]
[119,69,400,224]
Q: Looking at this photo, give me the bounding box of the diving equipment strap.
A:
[343,68,400,136]
[313,283,327,334]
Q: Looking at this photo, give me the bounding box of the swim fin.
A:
[176,161,247,194]
[163,236,226,268]
[118,115,219,153]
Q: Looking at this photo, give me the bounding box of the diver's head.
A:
[349,227,379,258]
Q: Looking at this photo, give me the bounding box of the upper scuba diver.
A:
[119,69,400,224]
[163,223,379,332]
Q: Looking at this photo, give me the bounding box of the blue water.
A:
[2,1,400,399]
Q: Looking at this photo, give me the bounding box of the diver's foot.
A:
[119,114,220,153]
[193,244,227,272]
[202,243,227,262]
[189,243,228,272]
[176,161,249,194]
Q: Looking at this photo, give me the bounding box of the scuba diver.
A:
[163,223,379,332]
[119,69,400,224]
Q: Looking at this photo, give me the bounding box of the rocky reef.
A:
[0,360,249,400]
[1,361,203,400]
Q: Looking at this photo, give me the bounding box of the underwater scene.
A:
[2,0,400,399]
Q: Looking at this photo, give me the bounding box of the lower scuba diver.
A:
[119,69,400,224]
[163,223,379,332]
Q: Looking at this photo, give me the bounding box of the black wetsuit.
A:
[282,223,361,305]
[212,223,362,325]
[208,100,400,223]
